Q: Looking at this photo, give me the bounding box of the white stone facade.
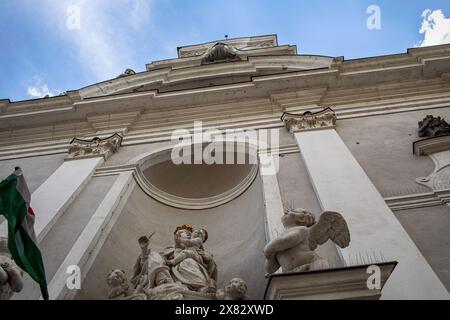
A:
[1,35,450,299]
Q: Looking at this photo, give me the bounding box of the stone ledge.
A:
[413,134,450,155]
[264,262,397,300]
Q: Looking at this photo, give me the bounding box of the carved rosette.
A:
[281,107,337,133]
[66,133,122,161]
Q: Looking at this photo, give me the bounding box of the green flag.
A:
[0,169,48,300]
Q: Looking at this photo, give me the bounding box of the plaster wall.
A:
[105,141,175,166]
[12,175,118,300]
[277,152,343,267]
[79,174,267,299]
[395,205,450,292]
[0,154,65,192]
[0,153,65,224]
[336,108,450,197]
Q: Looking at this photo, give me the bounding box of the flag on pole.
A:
[0,167,48,300]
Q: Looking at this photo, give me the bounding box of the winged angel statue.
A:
[264,209,350,274]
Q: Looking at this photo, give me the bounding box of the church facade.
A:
[1,35,450,299]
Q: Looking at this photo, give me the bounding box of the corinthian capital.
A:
[281,107,336,133]
[66,133,122,160]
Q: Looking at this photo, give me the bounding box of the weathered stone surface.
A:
[281,108,337,133]
[106,229,248,300]
[66,133,122,160]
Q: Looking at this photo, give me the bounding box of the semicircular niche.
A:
[135,142,259,209]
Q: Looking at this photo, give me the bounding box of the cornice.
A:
[1,44,450,153]
[2,92,450,161]
[176,34,279,58]
[384,189,450,211]
[413,135,450,156]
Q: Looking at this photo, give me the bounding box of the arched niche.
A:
[78,140,268,299]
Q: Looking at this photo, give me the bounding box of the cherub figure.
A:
[263,209,350,274]
[106,269,129,299]
[216,278,248,300]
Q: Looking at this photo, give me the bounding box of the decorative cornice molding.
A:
[384,191,450,211]
[413,134,450,155]
[177,35,278,58]
[66,133,122,161]
[281,107,337,133]
[264,262,397,300]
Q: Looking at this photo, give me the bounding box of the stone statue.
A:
[263,209,350,274]
[216,278,248,300]
[0,237,24,300]
[106,227,247,300]
[106,269,130,299]
[418,115,450,138]
[163,225,217,293]
[130,233,155,290]
[107,233,187,300]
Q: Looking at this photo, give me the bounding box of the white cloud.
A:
[34,0,153,82]
[27,77,55,98]
[418,9,450,47]
[129,0,152,31]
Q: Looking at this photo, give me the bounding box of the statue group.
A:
[2,208,350,300]
[107,209,351,300]
[106,225,248,300]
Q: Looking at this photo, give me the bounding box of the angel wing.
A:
[308,211,350,251]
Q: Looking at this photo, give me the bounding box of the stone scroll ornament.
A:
[106,225,248,300]
[0,237,24,300]
[66,133,122,160]
[263,209,350,274]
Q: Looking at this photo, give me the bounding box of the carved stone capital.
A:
[281,107,337,133]
[66,133,122,161]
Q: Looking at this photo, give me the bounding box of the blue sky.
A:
[0,0,449,102]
